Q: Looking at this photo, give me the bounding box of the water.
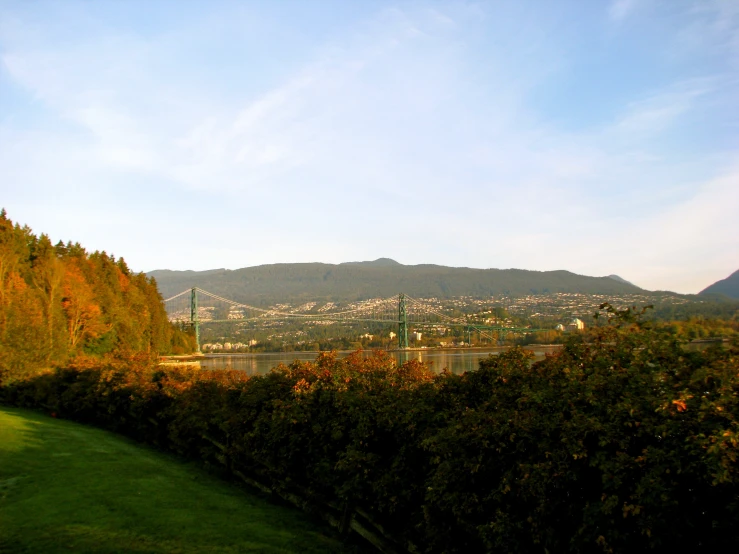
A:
[199,346,563,376]
[194,340,728,376]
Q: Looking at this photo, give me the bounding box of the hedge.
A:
[2,312,737,552]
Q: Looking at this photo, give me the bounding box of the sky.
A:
[1,0,737,294]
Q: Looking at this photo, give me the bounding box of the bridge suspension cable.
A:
[163,288,548,349]
[192,287,400,322]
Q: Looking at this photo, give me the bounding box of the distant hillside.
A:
[606,274,637,287]
[149,259,647,306]
[342,258,402,268]
[700,269,739,299]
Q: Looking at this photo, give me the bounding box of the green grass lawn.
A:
[0,406,354,553]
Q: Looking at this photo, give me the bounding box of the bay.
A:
[199,346,563,376]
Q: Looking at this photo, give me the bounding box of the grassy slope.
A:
[0,407,352,553]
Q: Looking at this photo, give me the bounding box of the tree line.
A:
[0,210,195,381]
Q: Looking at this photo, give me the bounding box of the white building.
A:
[568,318,585,331]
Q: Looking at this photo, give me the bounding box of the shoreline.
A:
[160,337,728,364]
[176,343,566,358]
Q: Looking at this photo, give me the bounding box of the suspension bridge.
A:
[164,288,549,351]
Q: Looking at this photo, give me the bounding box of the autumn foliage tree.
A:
[62,258,108,350]
[0,210,194,381]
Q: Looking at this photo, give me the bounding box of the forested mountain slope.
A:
[700,269,739,299]
[149,258,646,305]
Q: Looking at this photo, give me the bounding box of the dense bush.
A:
[2,309,737,552]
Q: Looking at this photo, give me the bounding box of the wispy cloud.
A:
[612,79,713,134]
[1,1,737,293]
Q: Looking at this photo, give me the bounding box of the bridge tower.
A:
[398,293,409,349]
[190,287,201,353]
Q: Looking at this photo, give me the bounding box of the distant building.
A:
[389,331,396,339]
[568,318,585,331]
[555,324,565,331]
[412,331,422,341]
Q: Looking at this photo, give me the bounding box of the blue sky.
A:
[1,0,737,293]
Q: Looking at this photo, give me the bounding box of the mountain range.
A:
[148,258,648,306]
